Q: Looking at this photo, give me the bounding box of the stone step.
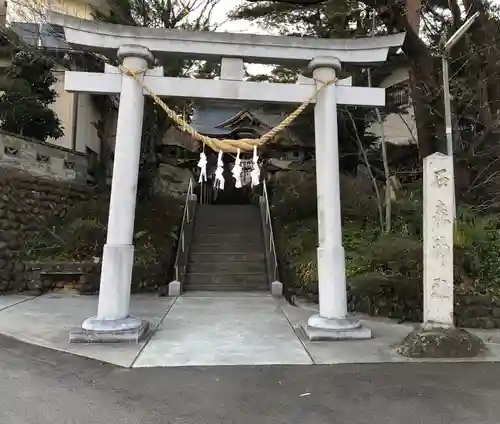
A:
[195,217,262,226]
[185,272,268,287]
[197,205,259,212]
[188,261,267,274]
[191,233,264,244]
[183,285,269,292]
[189,252,266,263]
[195,219,261,226]
[190,241,264,253]
[195,207,261,219]
[194,228,262,237]
[194,226,262,236]
[183,205,268,293]
[196,211,261,218]
[197,204,259,209]
[196,211,261,217]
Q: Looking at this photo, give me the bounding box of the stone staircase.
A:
[185,204,269,292]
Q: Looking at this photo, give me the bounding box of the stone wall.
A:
[350,289,500,330]
[0,168,90,292]
[0,131,88,182]
[456,296,500,329]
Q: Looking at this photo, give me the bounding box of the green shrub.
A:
[24,192,183,290]
[454,208,500,297]
[270,170,500,320]
[270,172,317,222]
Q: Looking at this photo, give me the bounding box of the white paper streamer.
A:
[232,148,243,188]
[197,151,207,183]
[214,150,225,190]
[250,146,260,187]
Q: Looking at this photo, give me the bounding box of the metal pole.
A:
[442,55,453,156]
[442,54,456,218]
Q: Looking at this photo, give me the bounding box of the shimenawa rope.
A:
[119,64,337,153]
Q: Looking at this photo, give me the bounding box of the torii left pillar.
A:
[70,44,153,343]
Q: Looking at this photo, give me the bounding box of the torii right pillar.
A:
[302,57,372,341]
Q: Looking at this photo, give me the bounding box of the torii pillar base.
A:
[302,315,371,341]
[69,318,149,344]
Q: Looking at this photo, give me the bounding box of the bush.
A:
[454,209,500,297]
[24,192,183,291]
[270,170,500,322]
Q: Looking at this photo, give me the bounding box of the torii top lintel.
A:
[48,12,405,67]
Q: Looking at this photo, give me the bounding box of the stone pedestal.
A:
[396,327,484,358]
[302,314,372,341]
[70,319,149,343]
[70,45,154,344]
[302,56,371,341]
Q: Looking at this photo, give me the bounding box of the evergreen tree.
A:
[91,0,222,193]
[235,1,379,173]
[0,51,63,141]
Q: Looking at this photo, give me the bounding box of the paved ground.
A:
[2,291,500,367]
[0,334,499,424]
[0,292,174,367]
[135,295,311,367]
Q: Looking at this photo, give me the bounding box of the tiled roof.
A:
[190,104,288,136]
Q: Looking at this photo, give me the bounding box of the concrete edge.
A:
[0,295,39,313]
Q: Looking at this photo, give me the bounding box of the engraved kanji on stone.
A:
[432,200,452,228]
[432,236,451,266]
[433,168,450,187]
[431,277,452,299]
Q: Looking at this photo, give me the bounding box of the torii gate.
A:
[50,12,405,343]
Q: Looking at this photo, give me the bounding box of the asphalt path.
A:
[0,335,498,423]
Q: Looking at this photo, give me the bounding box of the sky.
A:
[210,0,271,75]
[212,0,268,34]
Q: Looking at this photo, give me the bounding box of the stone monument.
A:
[397,153,483,358]
[423,153,454,327]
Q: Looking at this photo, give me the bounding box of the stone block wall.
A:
[0,168,90,292]
[456,296,500,329]
[0,131,88,182]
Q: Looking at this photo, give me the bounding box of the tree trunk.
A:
[405,0,421,33]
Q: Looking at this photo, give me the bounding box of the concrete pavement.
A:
[2,291,500,367]
[134,295,311,367]
[0,334,499,424]
[0,292,174,367]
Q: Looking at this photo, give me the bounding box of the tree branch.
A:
[245,0,327,4]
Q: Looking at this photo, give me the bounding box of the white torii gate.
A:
[50,12,405,343]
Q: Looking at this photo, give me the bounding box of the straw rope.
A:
[119,65,337,153]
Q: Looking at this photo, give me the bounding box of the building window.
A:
[386,82,411,113]
[387,85,410,108]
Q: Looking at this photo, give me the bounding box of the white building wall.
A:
[47,71,76,150]
[366,65,417,145]
[45,71,101,156]
[75,92,101,154]
[369,105,418,145]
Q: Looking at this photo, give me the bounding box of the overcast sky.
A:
[210,0,271,75]
[212,0,268,34]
